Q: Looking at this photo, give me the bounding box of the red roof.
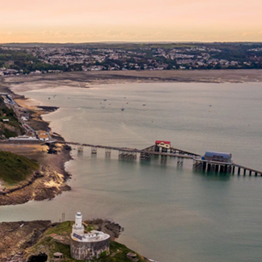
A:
[155,140,171,144]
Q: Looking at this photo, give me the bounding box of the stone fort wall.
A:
[70,238,110,260]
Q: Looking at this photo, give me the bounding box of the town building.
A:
[37,130,49,141]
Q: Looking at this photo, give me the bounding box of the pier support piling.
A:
[177,157,183,166]
[105,149,111,158]
[202,162,207,172]
[91,147,97,155]
[238,167,241,175]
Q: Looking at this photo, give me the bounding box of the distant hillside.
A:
[0,151,39,184]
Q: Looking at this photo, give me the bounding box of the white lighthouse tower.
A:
[72,212,84,235]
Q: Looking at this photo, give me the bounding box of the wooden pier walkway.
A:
[61,141,197,159]
[58,141,262,177]
[232,164,262,176]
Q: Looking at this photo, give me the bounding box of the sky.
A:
[0,0,262,43]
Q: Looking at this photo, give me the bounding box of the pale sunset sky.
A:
[1,0,262,43]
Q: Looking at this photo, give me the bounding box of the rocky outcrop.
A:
[0,221,51,262]
[0,144,72,206]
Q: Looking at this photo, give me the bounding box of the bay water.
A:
[1,82,262,262]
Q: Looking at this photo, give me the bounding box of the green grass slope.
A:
[0,151,39,184]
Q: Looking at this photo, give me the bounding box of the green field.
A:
[0,151,39,185]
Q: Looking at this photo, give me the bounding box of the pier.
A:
[58,140,262,177]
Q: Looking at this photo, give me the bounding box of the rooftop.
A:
[71,230,110,243]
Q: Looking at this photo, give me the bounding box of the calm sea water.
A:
[1,82,262,262]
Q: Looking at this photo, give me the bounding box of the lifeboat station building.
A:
[202,151,232,163]
[155,140,171,153]
[193,151,233,173]
[70,212,110,260]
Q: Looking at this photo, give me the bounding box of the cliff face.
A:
[0,220,51,262]
[0,144,72,206]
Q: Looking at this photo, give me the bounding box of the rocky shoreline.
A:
[0,80,74,206]
[0,143,72,206]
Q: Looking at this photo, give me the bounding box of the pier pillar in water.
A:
[249,170,252,176]
[77,146,83,153]
[118,151,123,159]
[202,162,207,172]
[177,157,183,166]
[232,166,235,175]
[243,169,246,176]
[105,149,111,158]
[215,165,219,173]
[207,163,211,172]
[140,152,151,161]
[91,147,97,155]
[238,167,241,175]
[161,155,167,164]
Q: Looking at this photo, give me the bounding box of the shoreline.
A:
[0,142,72,206]
[0,93,72,205]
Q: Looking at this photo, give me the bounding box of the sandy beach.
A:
[2,69,262,94]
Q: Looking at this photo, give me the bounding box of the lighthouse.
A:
[70,211,110,260]
[72,212,84,235]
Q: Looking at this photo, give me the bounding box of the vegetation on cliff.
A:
[0,151,39,184]
[0,96,23,138]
